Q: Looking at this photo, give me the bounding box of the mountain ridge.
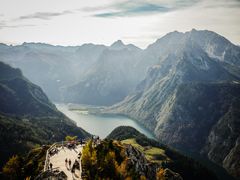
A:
[104,29,240,179]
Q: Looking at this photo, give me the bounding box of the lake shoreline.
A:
[55,103,156,140]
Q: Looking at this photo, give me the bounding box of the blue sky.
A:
[0,0,239,48]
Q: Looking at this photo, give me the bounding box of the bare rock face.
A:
[223,137,240,178]
[35,170,67,180]
[124,144,183,180]
[202,107,240,179]
[124,144,158,179]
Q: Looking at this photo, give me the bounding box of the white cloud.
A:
[0,0,239,47]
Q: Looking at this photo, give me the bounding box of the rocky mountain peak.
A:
[109,40,141,52]
[110,40,125,49]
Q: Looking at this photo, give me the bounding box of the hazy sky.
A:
[0,0,240,48]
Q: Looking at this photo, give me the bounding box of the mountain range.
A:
[0,29,240,179]
[0,42,106,101]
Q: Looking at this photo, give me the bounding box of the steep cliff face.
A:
[124,143,160,179]
[106,30,240,178]
[154,82,240,178]
[202,103,240,178]
[189,29,240,67]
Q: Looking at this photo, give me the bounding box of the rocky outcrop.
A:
[35,170,67,180]
[124,144,183,179]
[124,144,159,179]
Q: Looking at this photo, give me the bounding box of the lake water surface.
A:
[56,103,155,139]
